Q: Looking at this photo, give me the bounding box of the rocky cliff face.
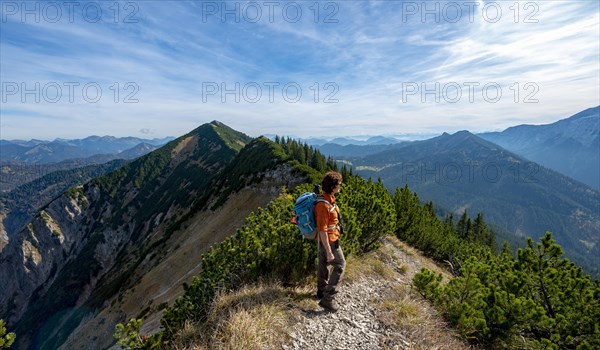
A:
[0,169,172,349]
[0,190,90,324]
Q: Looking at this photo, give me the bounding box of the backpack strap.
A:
[315,197,340,231]
[316,198,336,213]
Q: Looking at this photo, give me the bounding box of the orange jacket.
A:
[314,192,340,243]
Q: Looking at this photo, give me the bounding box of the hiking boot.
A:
[318,297,338,312]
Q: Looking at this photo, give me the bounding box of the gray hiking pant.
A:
[318,240,346,299]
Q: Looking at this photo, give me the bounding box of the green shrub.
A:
[0,320,16,349]
[414,234,600,348]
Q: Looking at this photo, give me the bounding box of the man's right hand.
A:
[326,251,335,263]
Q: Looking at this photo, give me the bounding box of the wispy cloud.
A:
[0,0,598,139]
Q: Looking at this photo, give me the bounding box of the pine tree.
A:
[393,185,423,243]
[443,213,454,230]
[310,151,326,171]
[473,212,495,249]
[457,210,469,240]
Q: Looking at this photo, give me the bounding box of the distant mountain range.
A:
[343,130,599,275]
[317,143,404,158]
[0,135,174,164]
[479,106,599,189]
[325,136,401,146]
[265,134,438,147]
[0,136,173,195]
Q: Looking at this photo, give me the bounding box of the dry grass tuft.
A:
[212,303,287,350]
[172,281,311,350]
[396,264,408,275]
[377,283,471,350]
[370,255,397,280]
[380,285,425,327]
[344,254,372,283]
[345,249,398,283]
[172,321,208,350]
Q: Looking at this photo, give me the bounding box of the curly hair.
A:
[321,171,343,194]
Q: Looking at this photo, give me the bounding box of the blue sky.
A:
[1,0,599,140]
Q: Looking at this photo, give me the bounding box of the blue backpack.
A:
[293,191,332,240]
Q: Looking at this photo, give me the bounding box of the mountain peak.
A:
[190,120,235,134]
[456,130,505,150]
[449,130,476,140]
[214,121,253,152]
[184,121,251,151]
[209,120,226,127]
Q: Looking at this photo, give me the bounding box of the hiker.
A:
[315,171,346,311]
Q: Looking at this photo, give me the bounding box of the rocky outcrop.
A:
[0,190,90,324]
[0,213,7,253]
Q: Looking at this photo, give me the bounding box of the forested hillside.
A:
[397,188,599,348]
